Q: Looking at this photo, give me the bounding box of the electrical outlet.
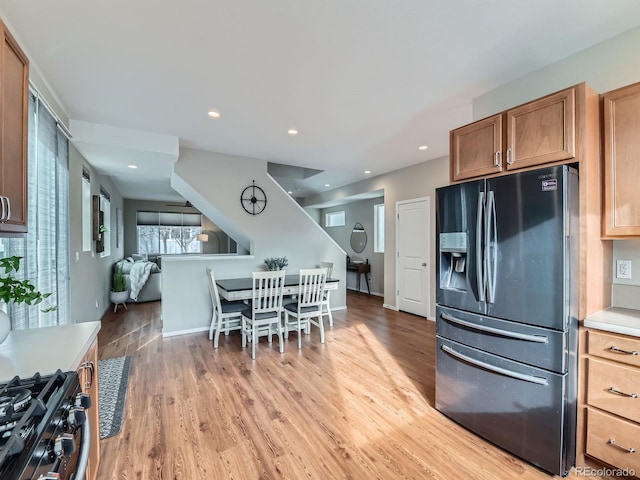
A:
[617,260,632,279]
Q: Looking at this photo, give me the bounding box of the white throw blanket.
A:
[129,261,153,301]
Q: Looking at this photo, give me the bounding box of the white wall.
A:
[320,197,385,296]
[305,155,449,319]
[160,147,346,336]
[68,148,124,322]
[471,24,640,309]
[25,57,125,324]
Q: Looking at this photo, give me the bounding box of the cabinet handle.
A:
[86,361,95,389]
[506,147,513,165]
[609,439,636,454]
[494,151,501,168]
[610,345,638,355]
[609,387,638,398]
[5,197,10,222]
[0,196,5,223]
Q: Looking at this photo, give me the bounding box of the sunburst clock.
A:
[240,180,267,215]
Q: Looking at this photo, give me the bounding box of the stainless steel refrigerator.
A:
[435,165,578,477]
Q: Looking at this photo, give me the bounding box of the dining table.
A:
[216,274,339,301]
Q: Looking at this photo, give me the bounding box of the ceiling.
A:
[2,1,640,202]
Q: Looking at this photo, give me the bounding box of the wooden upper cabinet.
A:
[505,87,575,171]
[450,114,503,182]
[0,20,29,234]
[602,82,640,237]
[450,86,577,182]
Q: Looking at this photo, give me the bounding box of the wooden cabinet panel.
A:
[450,114,503,181]
[78,338,100,480]
[0,21,28,234]
[587,358,640,423]
[586,408,640,473]
[588,330,640,368]
[505,87,575,171]
[602,82,640,237]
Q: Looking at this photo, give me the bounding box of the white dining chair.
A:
[320,261,334,326]
[241,270,286,359]
[206,267,245,348]
[283,268,327,348]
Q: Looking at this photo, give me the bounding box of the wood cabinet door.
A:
[450,114,503,182]
[0,22,28,233]
[78,339,100,480]
[505,87,575,171]
[602,82,640,237]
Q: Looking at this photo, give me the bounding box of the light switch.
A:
[75,252,80,263]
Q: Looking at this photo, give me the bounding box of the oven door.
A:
[435,336,573,476]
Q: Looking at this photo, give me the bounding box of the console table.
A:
[347,262,370,294]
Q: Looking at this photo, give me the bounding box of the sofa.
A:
[114,254,162,303]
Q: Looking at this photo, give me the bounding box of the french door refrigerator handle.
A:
[485,190,497,303]
[476,192,486,302]
[441,344,549,385]
[440,312,548,343]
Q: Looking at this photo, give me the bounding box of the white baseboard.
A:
[162,326,209,338]
[383,303,399,311]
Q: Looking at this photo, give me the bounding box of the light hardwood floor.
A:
[96,292,613,480]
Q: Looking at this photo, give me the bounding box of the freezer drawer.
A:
[436,336,574,477]
[436,305,568,373]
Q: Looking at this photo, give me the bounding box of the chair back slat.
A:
[252,270,286,315]
[299,268,327,308]
[320,261,334,279]
[206,267,222,313]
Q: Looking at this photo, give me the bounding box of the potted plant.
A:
[0,256,56,344]
[264,256,288,271]
[110,264,129,310]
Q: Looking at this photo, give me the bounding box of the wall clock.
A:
[241,180,267,215]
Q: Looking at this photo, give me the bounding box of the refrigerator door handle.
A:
[485,190,497,303]
[440,312,549,344]
[441,344,549,386]
[476,192,486,302]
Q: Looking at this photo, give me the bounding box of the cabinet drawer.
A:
[586,408,640,473]
[587,358,640,423]
[588,330,640,368]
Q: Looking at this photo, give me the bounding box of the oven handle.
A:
[74,413,91,480]
[440,312,548,344]
[441,344,549,385]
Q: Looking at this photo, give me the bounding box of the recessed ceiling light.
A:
[418,145,428,151]
[208,110,221,119]
[287,191,293,195]
[364,170,371,174]
[128,165,138,169]
[324,184,331,187]
[288,128,299,136]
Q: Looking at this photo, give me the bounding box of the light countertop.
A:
[0,321,101,382]
[584,307,640,338]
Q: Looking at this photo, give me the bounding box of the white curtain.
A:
[0,91,70,329]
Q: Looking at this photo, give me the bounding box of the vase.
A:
[0,309,10,345]
[110,290,129,305]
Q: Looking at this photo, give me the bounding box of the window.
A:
[81,169,91,252]
[325,211,345,227]
[136,211,202,254]
[99,188,111,258]
[0,90,70,330]
[374,203,385,253]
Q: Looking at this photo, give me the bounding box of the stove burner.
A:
[0,389,32,417]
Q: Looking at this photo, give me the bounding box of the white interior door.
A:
[397,197,430,317]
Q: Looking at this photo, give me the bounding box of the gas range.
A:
[0,370,91,480]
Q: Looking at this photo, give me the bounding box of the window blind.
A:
[0,92,70,329]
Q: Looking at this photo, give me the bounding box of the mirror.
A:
[350,222,367,253]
